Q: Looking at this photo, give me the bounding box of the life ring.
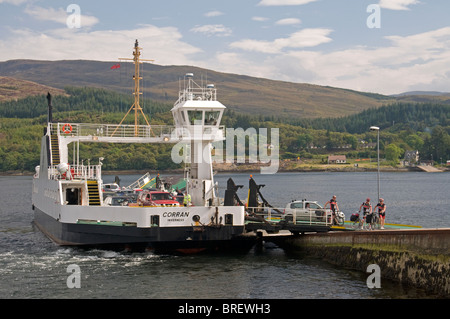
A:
[62,123,72,134]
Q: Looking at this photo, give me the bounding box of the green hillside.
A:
[0,86,449,173]
[0,60,449,173]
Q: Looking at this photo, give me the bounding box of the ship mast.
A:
[111,39,154,137]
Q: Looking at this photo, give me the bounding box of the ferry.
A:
[31,40,254,253]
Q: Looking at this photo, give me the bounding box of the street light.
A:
[370,126,380,200]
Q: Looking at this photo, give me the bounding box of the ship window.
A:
[151,215,159,227]
[225,214,233,225]
[205,111,220,125]
[188,110,203,125]
[66,188,81,205]
[290,202,303,209]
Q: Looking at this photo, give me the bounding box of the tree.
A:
[385,144,403,163]
[431,126,450,162]
[297,133,313,149]
[405,134,424,150]
[344,134,358,149]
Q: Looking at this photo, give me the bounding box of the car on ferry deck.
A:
[102,183,121,192]
[104,195,135,206]
[284,200,331,223]
[138,191,180,207]
[284,199,345,225]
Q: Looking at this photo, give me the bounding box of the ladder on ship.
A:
[87,180,101,206]
[127,172,154,189]
[50,134,60,165]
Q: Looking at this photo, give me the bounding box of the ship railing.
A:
[50,123,176,138]
[175,87,217,106]
[48,164,102,181]
[246,207,334,226]
[49,123,223,140]
[127,172,153,190]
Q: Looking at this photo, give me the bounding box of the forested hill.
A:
[1,86,448,134]
[0,86,449,172]
[291,103,450,134]
[0,59,394,119]
[0,86,171,120]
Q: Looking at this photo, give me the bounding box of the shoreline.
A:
[2,165,447,177]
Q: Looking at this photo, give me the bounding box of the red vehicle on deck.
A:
[137,191,180,207]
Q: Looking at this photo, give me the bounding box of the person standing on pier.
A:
[324,195,339,225]
[359,198,373,230]
[376,198,386,230]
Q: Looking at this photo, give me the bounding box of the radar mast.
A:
[112,39,154,137]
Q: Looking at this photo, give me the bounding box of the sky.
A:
[0,0,449,95]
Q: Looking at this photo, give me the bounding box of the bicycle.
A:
[350,212,361,229]
[370,213,381,230]
[361,213,380,230]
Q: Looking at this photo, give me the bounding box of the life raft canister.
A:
[62,123,72,134]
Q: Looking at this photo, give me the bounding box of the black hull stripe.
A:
[33,208,254,251]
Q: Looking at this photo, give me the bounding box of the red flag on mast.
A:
[110,63,121,70]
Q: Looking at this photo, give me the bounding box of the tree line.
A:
[0,86,172,119]
[0,87,449,172]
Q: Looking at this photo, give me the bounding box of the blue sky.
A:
[0,0,449,95]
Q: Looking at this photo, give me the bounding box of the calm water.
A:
[0,172,448,299]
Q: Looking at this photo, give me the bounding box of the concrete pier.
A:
[275,228,450,297]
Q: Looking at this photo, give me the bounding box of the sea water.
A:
[0,172,448,299]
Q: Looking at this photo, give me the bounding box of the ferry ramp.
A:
[417,165,444,172]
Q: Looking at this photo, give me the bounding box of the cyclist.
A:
[376,198,386,229]
[359,198,373,230]
[324,195,339,225]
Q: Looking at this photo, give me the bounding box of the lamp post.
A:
[370,126,380,200]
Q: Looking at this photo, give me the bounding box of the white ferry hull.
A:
[32,207,251,253]
[32,178,253,253]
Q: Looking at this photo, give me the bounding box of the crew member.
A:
[183,193,191,207]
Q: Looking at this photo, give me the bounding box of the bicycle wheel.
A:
[372,215,380,230]
[359,218,365,230]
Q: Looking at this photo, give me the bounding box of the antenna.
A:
[46,92,53,124]
[111,39,154,137]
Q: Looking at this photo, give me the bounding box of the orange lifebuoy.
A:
[62,123,72,134]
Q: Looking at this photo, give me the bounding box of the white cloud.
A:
[204,11,224,17]
[190,24,232,37]
[24,5,99,28]
[230,28,333,53]
[378,0,420,11]
[199,27,450,95]
[262,27,450,94]
[0,25,201,65]
[258,0,318,6]
[252,16,269,22]
[275,18,301,25]
[0,0,29,4]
